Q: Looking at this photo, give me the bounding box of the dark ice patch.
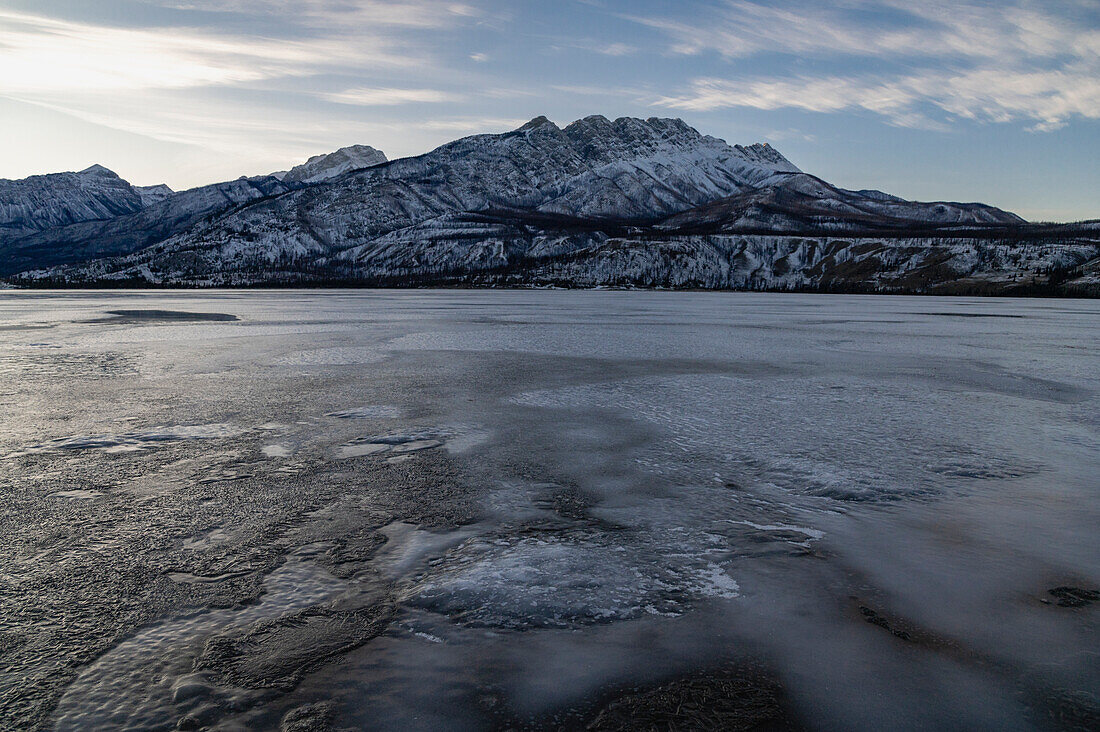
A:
[582,666,795,732]
[197,603,394,691]
[324,406,401,419]
[0,323,55,332]
[8,423,243,457]
[858,605,913,641]
[92,310,239,323]
[281,702,336,732]
[910,312,1028,318]
[1047,587,1100,608]
[336,431,444,459]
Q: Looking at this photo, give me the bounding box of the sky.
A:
[1,0,1097,221]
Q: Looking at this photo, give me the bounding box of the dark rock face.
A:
[3,116,1098,295]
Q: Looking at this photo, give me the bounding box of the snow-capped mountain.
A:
[3,116,1096,295]
[0,174,300,276]
[276,144,387,184]
[0,142,387,274]
[0,165,146,238]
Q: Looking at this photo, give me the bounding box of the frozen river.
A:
[0,290,1097,731]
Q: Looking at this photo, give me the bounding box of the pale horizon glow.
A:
[1,0,1097,222]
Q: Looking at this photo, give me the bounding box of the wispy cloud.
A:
[0,1,483,169]
[631,0,1096,63]
[592,42,637,57]
[0,8,430,96]
[549,84,642,97]
[322,87,461,106]
[413,117,529,132]
[155,0,481,29]
[639,0,1100,132]
[657,68,1100,132]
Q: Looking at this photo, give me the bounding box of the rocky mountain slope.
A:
[2,116,1097,295]
[0,142,389,276]
[0,175,301,276]
[0,165,148,238]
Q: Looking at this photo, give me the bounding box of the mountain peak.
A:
[0,163,142,238]
[79,164,118,178]
[281,144,387,184]
[517,116,559,132]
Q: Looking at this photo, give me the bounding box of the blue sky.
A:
[1,0,1097,221]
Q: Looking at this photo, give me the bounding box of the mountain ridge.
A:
[2,115,1096,295]
[0,164,147,238]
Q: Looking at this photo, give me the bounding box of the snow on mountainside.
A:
[658,173,1023,234]
[86,114,817,275]
[4,115,1097,295]
[0,175,300,276]
[135,184,174,206]
[0,165,146,237]
[119,114,1020,274]
[276,145,387,183]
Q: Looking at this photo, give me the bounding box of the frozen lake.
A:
[0,290,1097,730]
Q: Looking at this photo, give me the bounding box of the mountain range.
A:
[2,116,1097,295]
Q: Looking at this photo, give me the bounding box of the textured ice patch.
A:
[50,555,346,731]
[512,373,1042,503]
[48,489,103,499]
[10,424,247,457]
[441,428,492,455]
[924,449,1036,481]
[690,563,741,599]
[729,520,824,541]
[274,347,387,366]
[728,520,825,549]
[406,531,740,629]
[325,405,402,419]
[182,528,230,551]
[336,431,444,459]
[338,443,391,458]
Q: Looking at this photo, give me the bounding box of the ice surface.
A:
[0,290,1096,732]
